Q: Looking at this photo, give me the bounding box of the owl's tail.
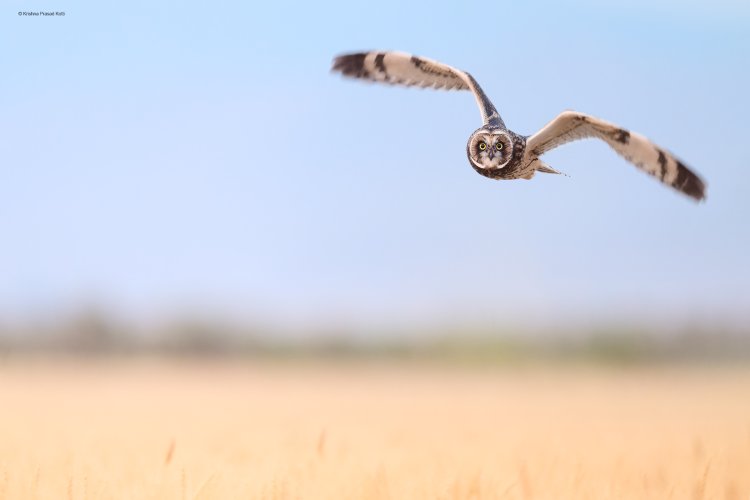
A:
[536,162,568,176]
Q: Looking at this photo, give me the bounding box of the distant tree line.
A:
[1,308,749,364]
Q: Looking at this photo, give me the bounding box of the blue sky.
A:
[1,0,749,332]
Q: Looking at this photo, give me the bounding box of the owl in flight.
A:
[332,51,706,201]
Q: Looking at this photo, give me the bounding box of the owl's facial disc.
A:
[470,132,512,170]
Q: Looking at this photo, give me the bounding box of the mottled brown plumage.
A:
[332,50,706,201]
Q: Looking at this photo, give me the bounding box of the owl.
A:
[332,51,706,201]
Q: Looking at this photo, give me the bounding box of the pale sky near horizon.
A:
[1,0,749,333]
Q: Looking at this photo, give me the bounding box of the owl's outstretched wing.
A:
[332,51,503,127]
[526,111,706,201]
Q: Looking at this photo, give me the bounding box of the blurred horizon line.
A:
[2,306,749,364]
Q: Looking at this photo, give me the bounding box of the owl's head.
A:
[467,128,514,172]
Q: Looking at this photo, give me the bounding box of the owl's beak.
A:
[487,151,495,160]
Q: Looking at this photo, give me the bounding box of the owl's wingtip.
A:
[681,173,707,203]
[331,52,369,77]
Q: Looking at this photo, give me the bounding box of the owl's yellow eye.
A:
[495,142,503,151]
[478,142,487,151]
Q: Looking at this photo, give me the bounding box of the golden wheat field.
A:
[0,360,749,499]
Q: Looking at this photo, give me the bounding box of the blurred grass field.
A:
[1,359,748,499]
